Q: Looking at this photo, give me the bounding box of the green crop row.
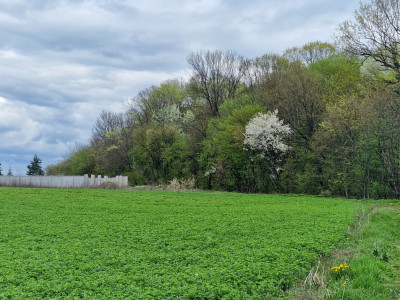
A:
[0,188,364,299]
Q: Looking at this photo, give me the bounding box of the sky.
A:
[0,0,359,175]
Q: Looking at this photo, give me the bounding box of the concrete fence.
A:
[0,174,129,188]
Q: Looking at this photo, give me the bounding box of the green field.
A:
[0,188,363,299]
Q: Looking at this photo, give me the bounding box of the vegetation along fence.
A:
[0,174,128,188]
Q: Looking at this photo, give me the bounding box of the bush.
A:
[370,181,390,199]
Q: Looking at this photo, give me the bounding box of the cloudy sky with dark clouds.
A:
[0,0,359,175]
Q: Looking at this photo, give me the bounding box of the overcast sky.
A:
[0,0,359,175]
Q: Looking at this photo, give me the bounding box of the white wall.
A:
[0,174,128,188]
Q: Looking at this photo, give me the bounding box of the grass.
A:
[290,201,400,299]
[0,188,365,299]
[327,201,400,299]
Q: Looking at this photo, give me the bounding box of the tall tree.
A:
[91,111,135,176]
[131,125,191,184]
[129,79,189,126]
[27,154,45,176]
[254,58,325,144]
[337,0,400,82]
[198,98,267,192]
[187,50,249,116]
[0,163,2,176]
[284,41,336,65]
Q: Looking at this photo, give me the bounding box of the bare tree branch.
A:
[187,50,249,116]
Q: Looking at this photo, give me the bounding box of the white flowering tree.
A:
[244,110,292,191]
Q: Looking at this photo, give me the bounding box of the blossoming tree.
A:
[244,110,292,191]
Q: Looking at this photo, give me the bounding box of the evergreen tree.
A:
[27,154,45,176]
[0,163,2,176]
[7,168,13,176]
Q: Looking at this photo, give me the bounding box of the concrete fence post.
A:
[97,175,102,186]
[83,174,88,187]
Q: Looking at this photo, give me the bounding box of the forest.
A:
[46,0,400,199]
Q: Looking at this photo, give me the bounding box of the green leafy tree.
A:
[129,79,190,126]
[312,81,400,199]
[309,54,363,104]
[284,41,336,65]
[198,98,269,192]
[68,146,96,175]
[131,125,191,184]
[27,154,45,176]
[46,145,96,176]
[45,160,71,175]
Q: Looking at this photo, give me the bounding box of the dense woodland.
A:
[47,0,400,199]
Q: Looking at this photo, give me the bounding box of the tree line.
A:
[46,0,400,199]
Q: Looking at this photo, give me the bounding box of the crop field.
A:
[0,188,364,298]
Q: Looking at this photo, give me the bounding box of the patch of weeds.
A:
[372,241,389,262]
[321,206,399,299]
[166,177,196,192]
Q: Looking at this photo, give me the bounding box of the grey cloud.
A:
[0,0,359,171]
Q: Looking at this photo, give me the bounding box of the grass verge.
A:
[290,200,400,299]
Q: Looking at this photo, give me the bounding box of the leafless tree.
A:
[187,50,250,116]
[127,88,153,126]
[91,111,135,174]
[245,54,288,95]
[92,111,126,142]
[337,0,400,81]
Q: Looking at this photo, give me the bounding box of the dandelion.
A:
[331,263,350,276]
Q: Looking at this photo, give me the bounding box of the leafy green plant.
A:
[372,242,389,262]
[0,188,362,298]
